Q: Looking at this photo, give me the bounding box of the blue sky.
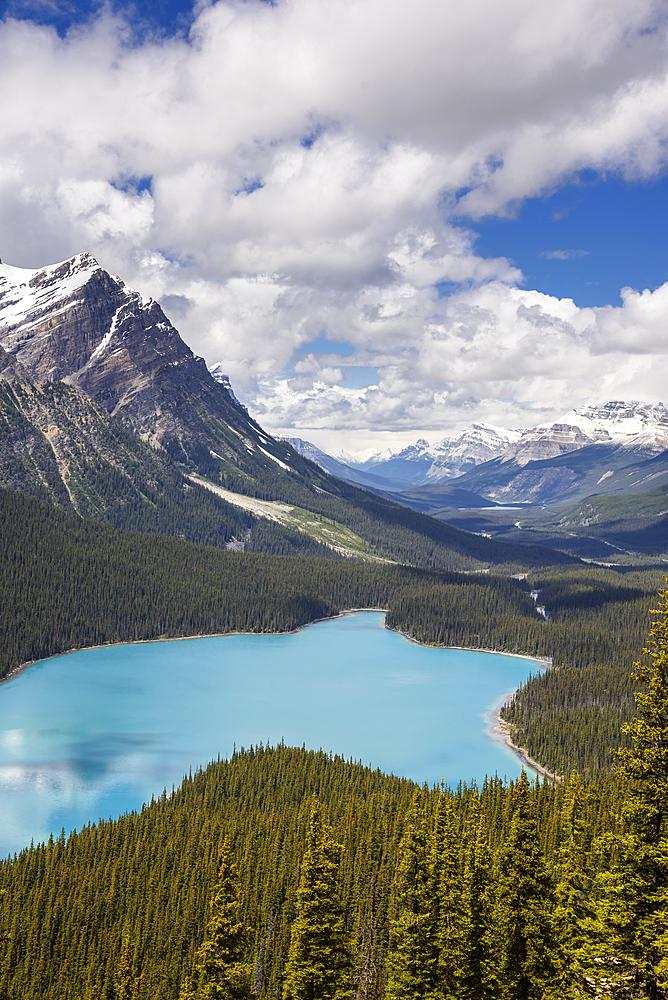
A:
[474,172,668,308]
[2,0,668,452]
[0,0,196,37]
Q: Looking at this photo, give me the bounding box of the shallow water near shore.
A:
[0,611,542,856]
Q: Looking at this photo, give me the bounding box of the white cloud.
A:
[540,249,590,260]
[246,280,668,435]
[1,0,668,443]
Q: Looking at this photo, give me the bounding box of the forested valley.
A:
[3,483,668,995]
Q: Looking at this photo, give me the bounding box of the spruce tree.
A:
[386,790,439,1000]
[459,800,498,1000]
[283,797,352,1000]
[494,769,556,1000]
[429,791,464,996]
[116,938,141,1000]
[604,582,668,996]
[551,777,601,998]
[179,839,251,1000]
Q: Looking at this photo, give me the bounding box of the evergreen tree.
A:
[283,797,352,1000]
[494,769,556,1000]
[429,791,464,996]
[116,938,141,1000]
[459,800,498,1000]
[549,777,602,998]
[604,582,668,996]
[179,839,251,1000]
[386,791,439,1000]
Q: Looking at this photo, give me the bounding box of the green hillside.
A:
[0,379,575,572]
[0,744,623,1000]
[549,482,668,555]
[0,485,546,680]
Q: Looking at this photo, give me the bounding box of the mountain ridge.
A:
[313,400,668,488]
[0,252,571,571]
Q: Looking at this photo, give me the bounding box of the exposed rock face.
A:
[0,254,277,467]
[499,423,605,465]
[0,373,174,513]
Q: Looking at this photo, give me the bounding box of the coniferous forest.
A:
[3,484,668,994]
[2,581,668,1000]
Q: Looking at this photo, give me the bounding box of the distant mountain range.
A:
[291,400,668,499]
[0,253,568,571]
[338,423,524,483]
[289,401,668,559]
[294,401,668,487]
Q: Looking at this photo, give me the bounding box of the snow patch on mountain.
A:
[334,445,395,467]
[557,400,668,439]
[208,364,246,408]
[500,401,668,465]
[0,253,103,341]
[299,403,668,489]
[357,423,523,484]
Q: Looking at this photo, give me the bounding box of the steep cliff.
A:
[0,254,302,475]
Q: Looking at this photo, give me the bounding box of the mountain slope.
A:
[0,253,574,571]
[0,362,350,558]
[547,483,668,556]
[391,441,668,513]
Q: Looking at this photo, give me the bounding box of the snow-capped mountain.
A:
[334,445,395,468]
[500,401,668,465]
[0,252,201,431]
[298,403,668,492]
[559,400,668,438]
[208,364,246,408]
[285,438,415,491]
[0,253,292,473]
[353,423,523,484]
[425,423,524,478]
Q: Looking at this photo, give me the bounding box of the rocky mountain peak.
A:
[0,253,262,461]
[558,399,668,437]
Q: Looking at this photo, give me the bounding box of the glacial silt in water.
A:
[0,611,542,855]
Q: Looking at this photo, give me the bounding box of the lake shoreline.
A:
[490,711,561,783]
[387,625,557,782]
[1,608,391,686]
[3,611,552,685]
[3,609,558,782]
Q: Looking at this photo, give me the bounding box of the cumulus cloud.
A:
[1,0,668,444]
[248,280,668,443]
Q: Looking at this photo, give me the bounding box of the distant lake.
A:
[0,612,542,856]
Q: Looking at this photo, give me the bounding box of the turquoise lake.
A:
[0,611,543,856]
